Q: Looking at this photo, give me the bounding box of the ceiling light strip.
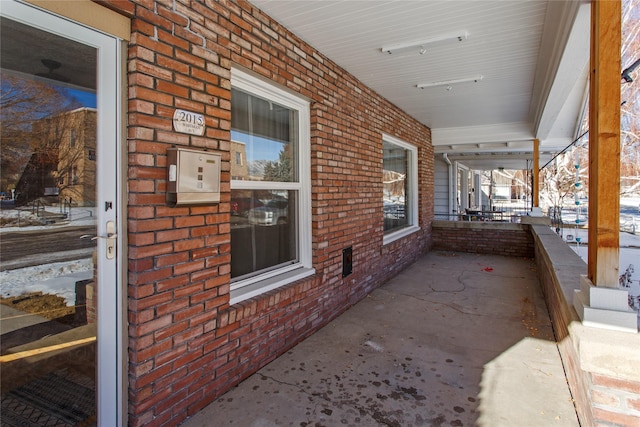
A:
[381,31,468,54]
[416,75,484,89]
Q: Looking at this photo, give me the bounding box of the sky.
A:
[63,87,96,109]
[231,130,284,162]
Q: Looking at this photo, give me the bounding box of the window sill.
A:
[229,267,316,305]
[383,225,420,245]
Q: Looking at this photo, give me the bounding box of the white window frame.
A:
[229,68,314,304]
[382,133,420,245]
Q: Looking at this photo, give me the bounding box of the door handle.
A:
[80,221,116,259]
[105,220,116,260]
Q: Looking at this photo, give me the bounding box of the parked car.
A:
[383,200,406,219]
[231,197,262,216]
[248,198,288,226]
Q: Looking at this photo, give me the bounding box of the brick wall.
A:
[101,1,434,425]
[531,225,640,427]
[532,225,593,425]
[591,375,640,426]
[432,220,534,258]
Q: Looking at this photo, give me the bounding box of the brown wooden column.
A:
[588,0,621,287]
[533,138,539,208]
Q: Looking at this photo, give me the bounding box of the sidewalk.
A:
[181,251,579,427]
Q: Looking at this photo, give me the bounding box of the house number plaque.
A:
[173,109,205,136]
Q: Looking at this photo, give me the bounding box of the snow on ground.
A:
[561,197,640,313]
[569,233,640,316]
[1,206,96,306]
[0,258,94,306]
[0,206,96,232]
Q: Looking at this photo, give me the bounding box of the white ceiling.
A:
[249,0,591,170]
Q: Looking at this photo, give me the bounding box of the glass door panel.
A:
[0,5,119,425]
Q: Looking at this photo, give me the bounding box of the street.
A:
[0,226,96,271]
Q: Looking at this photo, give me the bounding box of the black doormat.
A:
[1,369,95,427]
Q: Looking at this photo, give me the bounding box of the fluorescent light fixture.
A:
[417,75,484,89]
[381,31,468,55]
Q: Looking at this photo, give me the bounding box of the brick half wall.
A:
[432,220,534,258]
[531,225,640,427]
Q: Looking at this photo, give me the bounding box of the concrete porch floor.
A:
[181,251,579,427]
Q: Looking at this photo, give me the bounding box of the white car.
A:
[248,198,288,226]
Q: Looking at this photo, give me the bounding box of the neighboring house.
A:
[17,108,97,207]
[229,140,248,181]
[54,108,97,207]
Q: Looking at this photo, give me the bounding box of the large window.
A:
[382,134,419,244]
[230,69,313,303]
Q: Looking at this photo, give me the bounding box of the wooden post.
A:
[588,0,621,287]
[533,138,540,208]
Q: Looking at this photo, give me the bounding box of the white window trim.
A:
[382,133,420,246]
[229,68,313,305]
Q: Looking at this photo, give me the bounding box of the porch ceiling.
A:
[249,0,591,171]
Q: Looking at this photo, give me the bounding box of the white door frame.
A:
[2,2,125,425]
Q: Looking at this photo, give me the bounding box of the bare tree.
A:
[541,0,639,202]
[540,145,589,210]
[620,0,639,195]
[1,72,80,193]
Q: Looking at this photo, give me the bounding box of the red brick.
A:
[156,252,189,268]
[155,297,188,317]
[128,258,153,273]
[157,28,190,51]
[593,408,640,426]
[132,314,173,337]
[129,232,155,246]
[592,375,640,395]
[156,228,189,243]
[174,238,205,252]
[191,247,218,260]
[132,339,174,363]
[130,267,174,286]
[173,282,205,300]
[173,325,205,346]
[127,166,166,180]
[173,304,205,323]
[153,366,189,393]
[628,397,640,412]
[129,218,174,233]
[592,389,621,407]
[131,82,173,104]
[154,321,188,342]
[128,192,167,206]
[157,80,189,98]
[129,291,173,311]
[128,206,155,219]
[174,215,205,228]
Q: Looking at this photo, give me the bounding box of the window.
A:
[229,68,313,304]
[382,134,419,244]
[70,129,76,148]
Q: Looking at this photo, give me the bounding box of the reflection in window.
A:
[230,88,298,182]
[230,86,300,281]
[383,138,413,234]
[230,189,296,279]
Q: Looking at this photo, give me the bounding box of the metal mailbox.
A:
[167,147,221,205]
